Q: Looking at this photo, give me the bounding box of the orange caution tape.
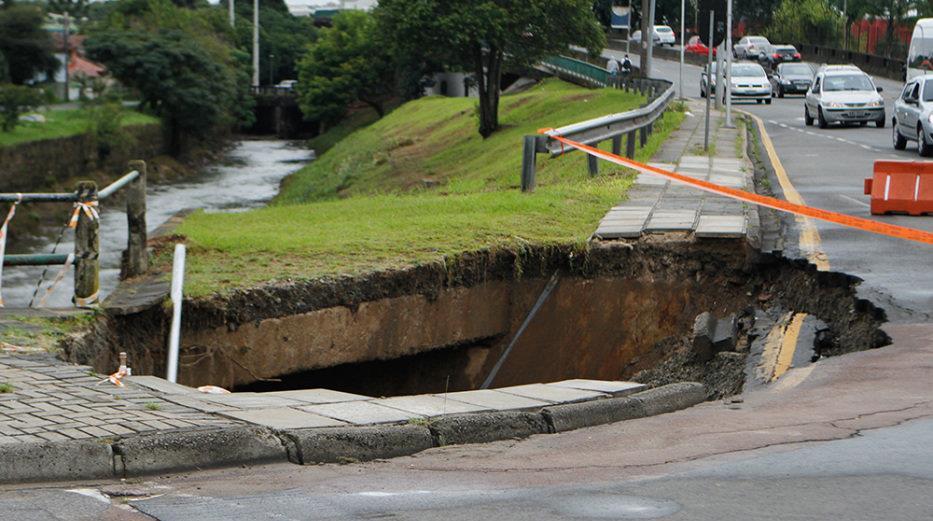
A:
[543,132,933,246]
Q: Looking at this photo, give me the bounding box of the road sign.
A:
[698,0,727,47]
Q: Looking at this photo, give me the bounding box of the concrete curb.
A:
[282,424,434,465]
[0,382,706,482]
[542,382,706,432]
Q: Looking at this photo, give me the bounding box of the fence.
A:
[523,56,675,192]
[795,43,905,82]
[0,160,149,307]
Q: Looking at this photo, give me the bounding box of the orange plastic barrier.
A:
[541,131,933,246]
[864,160,933,216]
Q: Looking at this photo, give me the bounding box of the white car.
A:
[805,65,885,128]
[734,36,771,60]
[630,26,675,47]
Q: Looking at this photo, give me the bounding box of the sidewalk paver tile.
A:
[299,401,422,425]
[375,395,489,417]
[696,215,747,238]
[194,392,303,409]
[645,210,698,232]
[495,383,607,404]
[435,389,550,411]
[549,380,646,396]
[222,407,346,429]
[259,389,369,404]
[129,376,197,395]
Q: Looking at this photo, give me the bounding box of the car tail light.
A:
[773,53,781,59]
[794,53,801,59]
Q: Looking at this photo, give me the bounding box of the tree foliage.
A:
[377,0,606,138]
[0,51,8,83]
[234,0,316,85]
[0,4,58,85]
[0,83,41,131]
[766,0,841,46]
[297,11,394,126]
[85,0,253,153]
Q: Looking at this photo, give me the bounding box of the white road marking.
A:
[839,194,870,208]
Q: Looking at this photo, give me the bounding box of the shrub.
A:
[0,84,41,132]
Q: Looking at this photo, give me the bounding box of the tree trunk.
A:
[474,44,502,138]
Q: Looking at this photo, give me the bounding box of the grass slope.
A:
[0,108,158,148]
[176,79,684,296]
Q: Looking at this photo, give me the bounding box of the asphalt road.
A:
[605,50,933,319]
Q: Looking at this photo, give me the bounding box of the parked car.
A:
[685,36,716,57]
[276,79,298,90]
[892,76,933,155]
[771,62,815,97]
[629,30,659,46]
[758,45,802,69]
[734,36,771,60]
[701,62,771,104]
[805,65,885,128]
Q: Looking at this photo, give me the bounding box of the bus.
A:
[907,18,933,81]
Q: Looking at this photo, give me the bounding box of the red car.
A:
[685,36,716,57]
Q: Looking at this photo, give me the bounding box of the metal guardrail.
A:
[521,56,676,192]
[1,161,150,307]
[795,43,905,82]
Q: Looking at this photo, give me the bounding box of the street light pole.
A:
[229,0,235,28]
[645,0,656,78]
[627,0,632,54]
[725,0,733,127]
[268,53,274,86]
[63,12,70,103]
[679,0,685,99]
[843,0,848,50]
[252,0,259,88]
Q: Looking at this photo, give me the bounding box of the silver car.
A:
[734,36,771,60]
[892,75,933,156]
[804,66,885,128]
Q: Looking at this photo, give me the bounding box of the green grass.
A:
[0,108,158,148]
[0,313,98,353]
[0,383,13,394]
[174,79,685,296]
[144,402,162,411]
[307,102,400,156]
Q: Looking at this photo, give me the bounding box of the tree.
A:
[86,0,253,153]
[0,4,58,84]
[45,0,91,19]
[0,50,9,83]
[766,0,841,47]
[0,84,41,131]
[234,0,316,85]
[377,0,606,138]
[297,11,394,125]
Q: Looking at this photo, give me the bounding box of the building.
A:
[285,0,377,18]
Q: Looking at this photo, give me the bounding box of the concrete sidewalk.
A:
[596,100,753,240]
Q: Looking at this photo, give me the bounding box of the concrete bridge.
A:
[250,87,315,139]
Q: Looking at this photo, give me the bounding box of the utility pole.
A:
[252,0,259,88]
[725,0,733,127]
[268,53,274,86]
[229,0,235,28]
[627,0,632,54]
[646,0,656,77]
[704,11,713,152]
[62,12,70,102]
[640,0,651,77]
[843,0,848,50]
[679,0,685,99]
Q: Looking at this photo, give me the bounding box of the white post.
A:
[252,0,259,87]
[645,0,656,77]
[679,0,685,99]
[166,243,186,383]
[627,0,632,54]
[229,0,235,28]
[715,42,724,109]
[725,0,733,127]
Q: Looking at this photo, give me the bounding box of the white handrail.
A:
[167,243,186,383]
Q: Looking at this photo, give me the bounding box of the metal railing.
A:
[1,160,149,307]
[522,56,675,192]
[795,43,905,82]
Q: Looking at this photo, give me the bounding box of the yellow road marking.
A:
[772,313,807,382]
[742,112,831,271]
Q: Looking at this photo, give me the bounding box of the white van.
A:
[907,18,933,81]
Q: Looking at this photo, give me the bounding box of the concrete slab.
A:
[300,401,422,425]
[645,210,698,232]
[647,162,677,171]
[495,383,607,404]
[595,224,644,239]
[160,395,239,414]
[709,174,746,188]
[375,395,489,417]
[258,389,369,404]
[634,174,669,186]
[194,392,304,409]
[129,376,196,395]
[549,379,646,396]
[695,215,747,238]
[221,407,347,429]
[436,389,550,411]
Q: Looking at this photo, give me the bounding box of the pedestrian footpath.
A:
[595,100,754,240]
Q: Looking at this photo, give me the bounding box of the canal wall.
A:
[0,124,164,192]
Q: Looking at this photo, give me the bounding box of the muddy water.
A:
[2,140,312,308]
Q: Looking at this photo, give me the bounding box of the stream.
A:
[1,140,313,308]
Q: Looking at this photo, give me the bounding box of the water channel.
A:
[2,140,312,308]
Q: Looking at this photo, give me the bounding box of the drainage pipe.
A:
[481,271,561,389]
[166,243,186,383]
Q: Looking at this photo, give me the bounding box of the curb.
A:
[0,382,705,483]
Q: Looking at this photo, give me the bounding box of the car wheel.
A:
[918,127,931,157]
[893,121,907,150]
[765,98,772,105]
[876,117,886,129]
[778,86,785,98]
[804,106,813,126]
[701,84,706,98]
[859,121,867,127]
[818,108,828,129]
